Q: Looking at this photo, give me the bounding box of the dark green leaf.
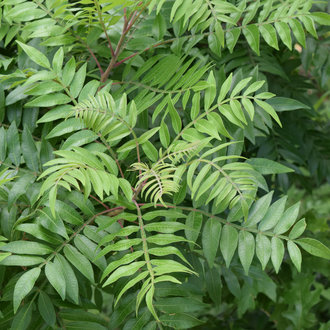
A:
[38,291,56,326]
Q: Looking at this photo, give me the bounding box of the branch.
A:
[94,0,115,57]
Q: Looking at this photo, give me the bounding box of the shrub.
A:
[0,0,329,328]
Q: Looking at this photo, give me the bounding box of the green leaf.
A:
[70,63,87,98]
[260,24,279,50]
[115,271,149,304]
[267,97,309,112]
[247,158,293,174]
[46,118,84,139]
[207,112,231,138]
[243,81,265,96]
[78,80,100,102]
[63,245,95,282]
[287,241,301,272]
[311,12,330,26]
[146,285,158,321]
[144,222,187,233]
[22,126,39,172]
[194,119,220,140]
[138,127,160,144]
[38,291,56,326]
[0,252,11,263]
[38,208,68,239]
[158,120,170,149]
[103,261,146,287]
[220,225,238,267]
[289,218,306,240]
[52,47,64,74]
[45,261,66,300]
[142,141,158,162]
[275,22,292,50]
[218,73,232,103]
[256,234,271,270]
[11,302,33,330]
[274,202,300,235]
[118,93,127,118]
[244,191,273,227]
[101,251,144,282]
[119,178,133,201]
[167,97,181,134]
[7,1,46,21]
[7,121,21,166]
[16,41,50,68]
[296,238,330,260]
[14,268,41,313]
[241,98,255,120]
[143,210,186,221]
[55,254,79,304]
[0,241,52,255]
[185,212,202,249]
[243,24,260,55]
[0,255,44,266]
[0,127,7,161]
[148,246,190,265]
[202,219,221,268]
[230,99,246,125]
[255,99,281,127]
[25,93,71,107]
[16,224,62,245]
[128,101,137,127]
[204,71,216,110]
[191,92,200,120]
[289,19,306,47]
[37,105,72,123]
[271,237,284,273]
[147,234,188,245]
[226,28,241,53]
[61,130,98,150]
[160,312,204,328]
[152,259,196,276]
[74,234,106,270]
[220,104,244,128]
[62,57,76,86]
[300,15,317,38]
[238,231,255,275]
[206,267,222,307]
[259,196,287,231]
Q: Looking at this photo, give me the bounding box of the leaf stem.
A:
[93,0,115,57]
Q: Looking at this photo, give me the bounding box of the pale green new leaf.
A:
[238,231,255,275]
[271,237,284,273]
[289,218,306,240]
[287,241,301,272]
[256,234,271,270]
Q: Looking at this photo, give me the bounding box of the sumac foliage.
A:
[0,0,329,329]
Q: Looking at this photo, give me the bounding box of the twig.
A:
[94,0,115,57]
[90,194,110,209]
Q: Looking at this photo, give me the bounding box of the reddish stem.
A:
[86,44,104,75]
[90,194,110,209]
[113,39,174,68]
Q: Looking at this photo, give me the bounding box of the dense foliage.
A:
[0,0,329,329]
